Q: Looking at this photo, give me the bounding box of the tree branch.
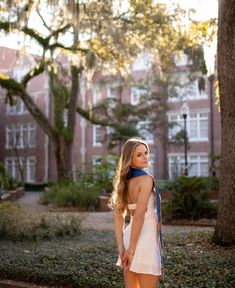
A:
[0,74,56,144]
[22,61,46,87]
[76,105,113,126]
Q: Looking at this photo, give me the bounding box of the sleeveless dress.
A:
[116,176,162,275]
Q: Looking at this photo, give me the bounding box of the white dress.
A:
[116,192,162,275]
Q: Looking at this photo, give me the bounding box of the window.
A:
[132,52,150,71]
[107,126,115,135]
[130,87,147,105]
[137,121,154,144]
[6,124,36,149]
[168,111,208,142]
[5,158,24,180]
[28,124,36,147]
[5,157,36,182]
[6,127,14,148]
[174,53,191,66]
[6,99,28,115]
[93,155,102,166]
[168,114,184,139]
[93,125,102,146]
[107,82,121,107]
[26,157,36,182]
[169,154,209,178]
[5,158,17,179]
[168,80,207,102]
[93,83,103,105]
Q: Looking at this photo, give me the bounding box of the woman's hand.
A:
[118,246,126,268]
[122,250,134,270]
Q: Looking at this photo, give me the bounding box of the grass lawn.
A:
[0,228,234,288]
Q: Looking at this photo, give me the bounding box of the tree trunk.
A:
[213,0,235,245]
[64,66,81,179]
[55,135,67,182]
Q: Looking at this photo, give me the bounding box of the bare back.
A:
[127,175,153,216]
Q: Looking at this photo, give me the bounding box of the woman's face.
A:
[131,144,150,169]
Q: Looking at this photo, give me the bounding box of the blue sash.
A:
[127,167,164,269]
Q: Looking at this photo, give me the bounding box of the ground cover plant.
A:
[0,202,82,241]
[0,227,234,288]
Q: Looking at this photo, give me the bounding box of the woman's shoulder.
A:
[129,174,153,186]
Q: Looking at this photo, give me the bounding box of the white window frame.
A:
[107,126,115,135]
[5,157,36,182]
[168,153,209,178]
[137,120,154,144]
[168,110,209,142]
[27,124,36,148]
[107,81,121,105]
[5,124,36,149]
[26,157,36,182]
[6,98,28,115]
[5,157,24,180]
[132,52,150,71]
[130,86,147,105]
[92,155,102,166]
[93,83,103,105]
[93,125,102,147]
[168,79,208,103]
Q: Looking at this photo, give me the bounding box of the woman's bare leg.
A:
[138,273,160,288]
[124,269,140,288]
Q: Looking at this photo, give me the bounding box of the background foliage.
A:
[163,176,218,220]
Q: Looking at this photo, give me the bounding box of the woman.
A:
[110,137,162,288]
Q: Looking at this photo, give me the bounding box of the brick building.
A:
[0,46,221,182]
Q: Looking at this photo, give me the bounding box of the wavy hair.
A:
[109,137,149,213]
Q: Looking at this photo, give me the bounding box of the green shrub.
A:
[42,181,100,209]
[0,162,23,191]
[164,176,217,220]
[157,179,174,191]
[0,201,82,241]
[92,154,118,193]
[199,176,219,191]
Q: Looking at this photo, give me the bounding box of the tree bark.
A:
[64,66,81,179]
[213,0,235,245]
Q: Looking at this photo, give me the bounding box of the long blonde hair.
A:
[109,137,149,213]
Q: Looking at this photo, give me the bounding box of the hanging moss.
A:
[198,77,206,94]
[184,45,208,75]
[22,27,50,49]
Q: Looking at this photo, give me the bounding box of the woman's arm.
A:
[114,208,125,255]
[126,176,153,256]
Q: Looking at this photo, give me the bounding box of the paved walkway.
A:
[16,191,48,211]
[16,192,214,234]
